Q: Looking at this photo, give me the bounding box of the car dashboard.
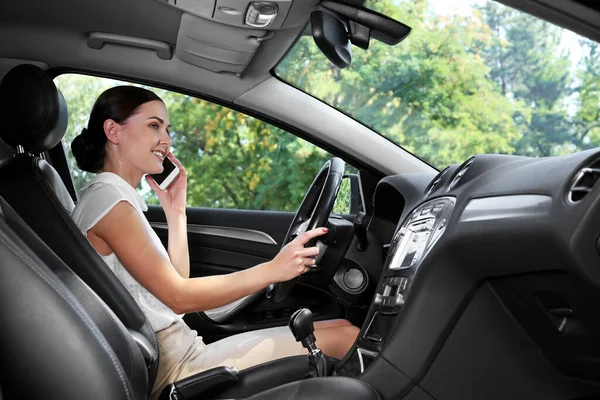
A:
[344,148,600,399]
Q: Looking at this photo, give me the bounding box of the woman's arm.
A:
[147,155,190,278]
[165,212,190,278]
[89,201,324,314]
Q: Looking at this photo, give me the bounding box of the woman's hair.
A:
[71,86,163,173]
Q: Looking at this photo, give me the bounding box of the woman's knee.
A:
[314,318,355,330]
[315,325,360,359]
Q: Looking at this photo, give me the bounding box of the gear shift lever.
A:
[289,308,320,355]
[288,308,335,377]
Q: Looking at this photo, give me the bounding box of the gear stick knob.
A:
[289,308,318,350]
[289,308,336,378]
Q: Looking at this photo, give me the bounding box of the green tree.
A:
[154,91,334,210]
[571,40,600,150]
[479,1,573,157]
[55,75,342,211]
[277,0,521,168]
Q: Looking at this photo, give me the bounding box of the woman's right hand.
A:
[267,227,328,283]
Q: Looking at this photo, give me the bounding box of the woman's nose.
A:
[160,129,171,146]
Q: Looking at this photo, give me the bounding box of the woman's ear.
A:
[104,119,120,144]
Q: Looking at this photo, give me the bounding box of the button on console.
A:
[432,204,444,213]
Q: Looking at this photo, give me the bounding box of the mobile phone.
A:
[150,156,180,190]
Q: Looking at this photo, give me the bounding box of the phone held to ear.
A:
[150,157,181,190]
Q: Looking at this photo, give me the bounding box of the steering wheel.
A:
[268,157,345,303]
[202,157,345,323]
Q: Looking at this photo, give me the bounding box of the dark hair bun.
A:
[71,128,105,173]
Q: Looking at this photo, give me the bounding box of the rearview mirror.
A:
[311,10,352,69]
[310,2,411,69]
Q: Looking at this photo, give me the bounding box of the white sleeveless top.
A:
[71,172,183,332]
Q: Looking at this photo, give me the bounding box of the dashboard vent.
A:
[425,167,449,198]
[448,158,474,191]
[569,162,600,203]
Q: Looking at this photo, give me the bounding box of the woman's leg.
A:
[183,318,358,373]
[314,318,354,330]
[192,319,359,368]
[314,322,360,360]
[152,318,360,398]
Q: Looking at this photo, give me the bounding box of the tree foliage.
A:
[278,0,600,167]
[57,0,600,211]
[55,76,339,211]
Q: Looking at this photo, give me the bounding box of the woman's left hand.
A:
[146,153,188,216]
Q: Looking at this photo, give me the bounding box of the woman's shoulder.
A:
[77,173,143,207]
[72,177,137,232]
[79,179,124,206]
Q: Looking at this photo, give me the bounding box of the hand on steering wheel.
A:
[203,158,345,323]
[268,227,329,283]
[268,157,345,303]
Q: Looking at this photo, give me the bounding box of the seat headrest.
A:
[0,64,68,153]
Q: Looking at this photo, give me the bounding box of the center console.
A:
[339,197,456,375]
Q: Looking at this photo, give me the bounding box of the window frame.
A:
[51,71,364,212]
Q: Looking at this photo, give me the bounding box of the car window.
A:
[275,0,600,169]
[54,74,356,212]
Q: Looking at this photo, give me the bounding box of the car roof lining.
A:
[0,0,318,101]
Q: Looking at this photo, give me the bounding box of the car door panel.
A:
[146,205,293,274]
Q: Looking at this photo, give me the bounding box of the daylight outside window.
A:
[276,0,600,169]
[54,75,356,212]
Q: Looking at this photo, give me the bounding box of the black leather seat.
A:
[0,197,150,400]
[0,64,161,387]
[0,196,380,400]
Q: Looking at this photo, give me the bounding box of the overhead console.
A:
[163,0,292,29]
[158,0,411,76]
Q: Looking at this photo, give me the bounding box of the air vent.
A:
[448,158,474,191]
[425,167,449,198]
[569,163,600,203]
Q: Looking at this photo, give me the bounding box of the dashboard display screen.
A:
[389,218,434,270]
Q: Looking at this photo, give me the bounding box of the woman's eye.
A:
[150,123,159,129]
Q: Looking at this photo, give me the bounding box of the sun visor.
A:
[173,1,292,75]
[176,13,269,75]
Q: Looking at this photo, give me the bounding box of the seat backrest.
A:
[0,197,150,399]
[0,197,142,400]
[0,64,159,386]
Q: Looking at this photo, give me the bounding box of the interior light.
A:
[246,2,278,28]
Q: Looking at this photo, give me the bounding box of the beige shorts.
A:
[150,319,307,399]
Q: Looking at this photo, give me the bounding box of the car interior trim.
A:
[150,222,278,245]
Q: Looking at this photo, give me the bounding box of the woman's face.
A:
[115,100,171,176]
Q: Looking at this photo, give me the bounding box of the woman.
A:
[70,86,359,399]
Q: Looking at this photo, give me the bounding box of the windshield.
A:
[275,0,600,169]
